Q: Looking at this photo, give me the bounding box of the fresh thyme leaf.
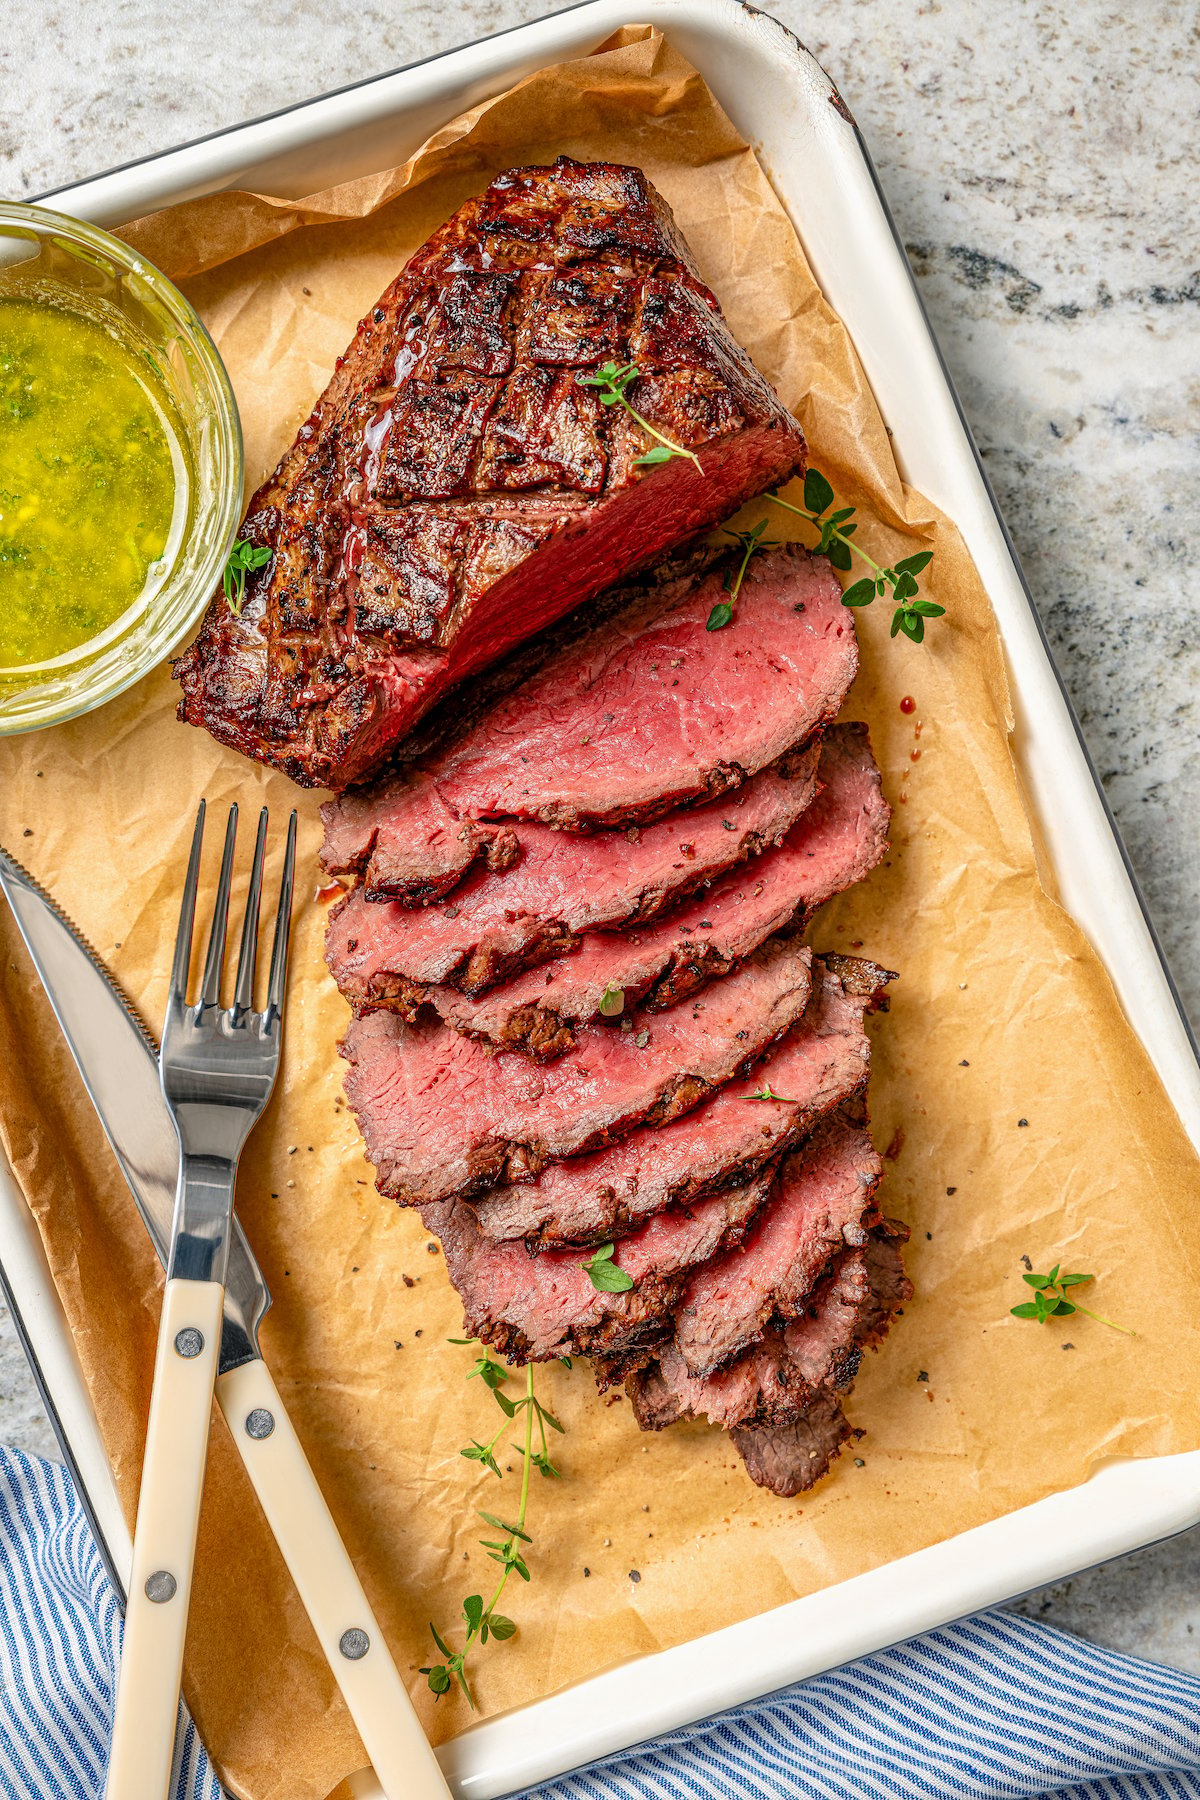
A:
[581,1241,635,1293]
[430,1622,451,1658]
[842,578,875,607]
[479,1511,533,1543]
[826,538,852,573]
[803,468,834,515]
[895,551,934,576]
[576,360,700,468]
[706,602,733,632]
[222,537,271,615]
[488,1614,517,1641]
[533,1398,565,1433]
[422,1663,451,1697]
[462,1594,484,1632]
[1010,1264,1135,1335]
[599,982,626,1017]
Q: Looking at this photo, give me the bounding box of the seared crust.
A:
[175,158,806,788]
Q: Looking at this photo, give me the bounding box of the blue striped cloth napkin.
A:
[2,1447,1199,1800]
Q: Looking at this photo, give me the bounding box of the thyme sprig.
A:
[422,1345,566,1706]
[768,470,943,643]
[1010,1265,1135,1336]
[749,1082,802,1104]
[707,519,774,631]
[222,537,271,614]
[576,361,700,469]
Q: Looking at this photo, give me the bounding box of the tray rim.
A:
[7,2,1200,1795]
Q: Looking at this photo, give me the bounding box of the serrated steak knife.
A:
[0,846,450,1800]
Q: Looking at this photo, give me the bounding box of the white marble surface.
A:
[3,0,1200,1674]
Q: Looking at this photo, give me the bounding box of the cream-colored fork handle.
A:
[105,1277,224,1800]
[216,1357,451,1800]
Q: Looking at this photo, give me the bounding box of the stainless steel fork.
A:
[106,800,296,1800]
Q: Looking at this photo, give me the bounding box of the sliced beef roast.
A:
[471,953,890,1248]
[415,724,887,1056]
[672,1107,883,1378]
[325,745,819,1001]
[424,1165,774,1363]
[626,1224,910,1432]
[626,1247,871,1431]
[341,942,812,1205]
[728,1228,911,1495]
[175,158,807,789]
[321,547,855,898]
[730,1396,853,1497]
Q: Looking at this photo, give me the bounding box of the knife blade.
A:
[0,843,452,1800]
[0,845,268,1370]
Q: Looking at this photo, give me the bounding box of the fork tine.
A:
[170,802,206,1002]
[266,810,298,1021]
[199,805,238,1008]
[234,807,269,1014]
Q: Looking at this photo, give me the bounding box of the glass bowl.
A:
[0,201,243,734]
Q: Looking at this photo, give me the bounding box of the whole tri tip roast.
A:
[174,157,808,790]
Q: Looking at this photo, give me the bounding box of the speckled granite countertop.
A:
[2,0,1198,1675]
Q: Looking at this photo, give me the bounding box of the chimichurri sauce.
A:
[0,295,181,668]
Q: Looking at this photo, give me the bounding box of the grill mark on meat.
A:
[470,954,891,1249]
[320,547,856,899]
[408,724,888,1056]
[341,942,812,1206]
[325,747,819,1002]
[672,1107,883,1379]
[173,158,808,789]
[424,1166,775,1363]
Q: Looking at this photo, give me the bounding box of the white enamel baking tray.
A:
[5,2,1200,1795]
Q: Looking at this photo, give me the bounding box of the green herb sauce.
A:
[0,295,182,669]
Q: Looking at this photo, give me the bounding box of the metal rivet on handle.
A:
[339,1628,370,1661]
[145,1570,177,1604]
[245,1408,275,1440]
[174,1328,204,1358]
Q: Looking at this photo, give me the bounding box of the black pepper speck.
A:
[1017,1118,1029,1127]
[917,1370,929,1383]
[628,1570,641,1583]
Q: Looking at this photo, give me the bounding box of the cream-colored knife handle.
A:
[217,1356,451,1800]
[105,1277,225,1800]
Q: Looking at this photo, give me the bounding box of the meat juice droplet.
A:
[899,695,916,714]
